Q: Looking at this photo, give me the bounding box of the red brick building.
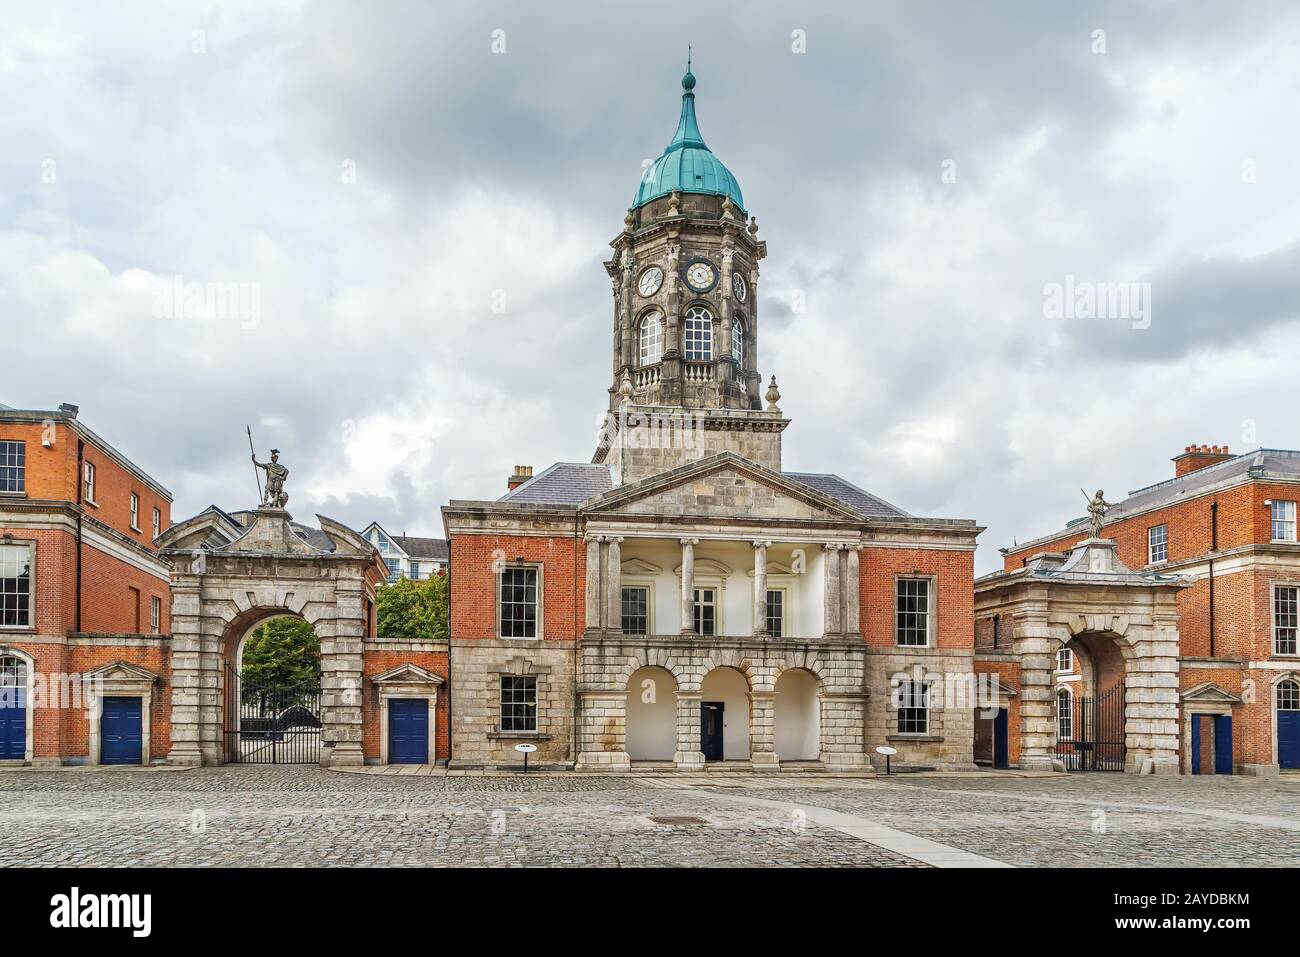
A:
[994,445,1300,775]
[0,402,173,764]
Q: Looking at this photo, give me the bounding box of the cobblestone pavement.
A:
[0,766,1295,867]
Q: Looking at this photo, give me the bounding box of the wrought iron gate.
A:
[224,664,322,764]
[1059,682,1126,772]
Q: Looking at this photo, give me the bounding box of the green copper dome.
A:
[632,71,745,213]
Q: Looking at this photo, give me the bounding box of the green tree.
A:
[377,573,449,641]
[241,616,320,688]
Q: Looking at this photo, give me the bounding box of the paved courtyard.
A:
[0,766,1296,867]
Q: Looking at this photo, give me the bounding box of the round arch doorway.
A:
[774,668,821,762]
[224,613,323,765]
[625,666,677,763]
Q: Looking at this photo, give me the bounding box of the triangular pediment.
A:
[372,663,444,687]
[84,660,160,684]
[585,453,863,524]
[1180,681,1242,704]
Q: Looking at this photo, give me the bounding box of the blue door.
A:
[1191,714,1202,774]
[993,708,1009,769]
[1280,710,1300,770]
[0,687,25,759]
[388,698,429,764]
[101,696,143,765]
[1213,714,1233,775]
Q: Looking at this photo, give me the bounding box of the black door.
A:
[700,701,724,762]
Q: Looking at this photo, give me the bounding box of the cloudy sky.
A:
[3,1,1299,573]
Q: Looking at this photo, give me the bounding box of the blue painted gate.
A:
[0,688,25,759]
[1280,710,1300,771]
[101,696,143,765]
[388,698,429,764]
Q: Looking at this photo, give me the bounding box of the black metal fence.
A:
[1059,682,1126,772]
[224,664,322,765]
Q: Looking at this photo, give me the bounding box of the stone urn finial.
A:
[619,374,634,404]
[765,375,781,412]
[668,190,681,217]
[748,215,759,236]
[624,207,635,229]
[721,194,735,221]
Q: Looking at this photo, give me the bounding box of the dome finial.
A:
[682,43,695,91]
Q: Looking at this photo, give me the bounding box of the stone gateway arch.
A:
[157,504,387,767]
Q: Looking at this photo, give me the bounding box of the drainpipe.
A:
[1209,501,1218,657]
[75,438,84,633]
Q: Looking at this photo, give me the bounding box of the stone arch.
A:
[625,665,677,762]
[611,647,688,688]
[157,506,385,767]
[774,667,821,762]
[700,665,751,760]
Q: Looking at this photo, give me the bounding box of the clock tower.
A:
[595,67,789,484]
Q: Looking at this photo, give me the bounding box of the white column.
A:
[752,540,770,635]
[605,536,623,632]
[584,534,604,632]
[680,538,698,634]
[845,546,861,636]
[823,544,842,637]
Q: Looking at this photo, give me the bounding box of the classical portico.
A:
[976,537,1189,774]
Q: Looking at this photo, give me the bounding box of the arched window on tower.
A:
[638,311,664,366]
[731,317,745,368]
[1279,678,1300,712]
[684,306,713,361]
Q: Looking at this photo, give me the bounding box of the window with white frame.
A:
[1148,524,1168,564]
[639,311,664,366]
[0,441,25,493]
[693,587,716,636]
[766,588,784,637]
[0,543,33,628]
[383,558,400,583]
[150,596,161,634]
[1272,501,1297,542]
[409,561,423,580]
[130,493,140,530]
[621,586,649,635]
[1057,687,1073,740]
[896,679,929,734]
[500,566,539,639]
[1057,647,1074,673]
[896,578,931,647]
[499,675,537,732]
[683,306,713,361]
[0,655,27,694]
[731,318,745,367]
[152,507,161,538]
[1279,679,1300,712]
[83,461,96,503]
[1275,585,1298,656]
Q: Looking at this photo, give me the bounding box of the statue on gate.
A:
[253,448,290,509]
[1081,488,1115,538]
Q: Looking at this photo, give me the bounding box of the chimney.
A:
[507,465,533,491]
[1173,443,1233,478]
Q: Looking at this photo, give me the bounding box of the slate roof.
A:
[498,463,614,505]
[783,472,910,519]
[1014,448,1300,550]
[393,535,449,562]
[493,459,908,520]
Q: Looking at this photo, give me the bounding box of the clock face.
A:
[732,272,747,302]
[683,258,718,293]
[637,266,663,297]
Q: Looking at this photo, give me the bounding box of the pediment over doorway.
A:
[1180,682,1242,704]
[372,663,444,687]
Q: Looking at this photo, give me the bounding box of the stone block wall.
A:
[865,646,977,770]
